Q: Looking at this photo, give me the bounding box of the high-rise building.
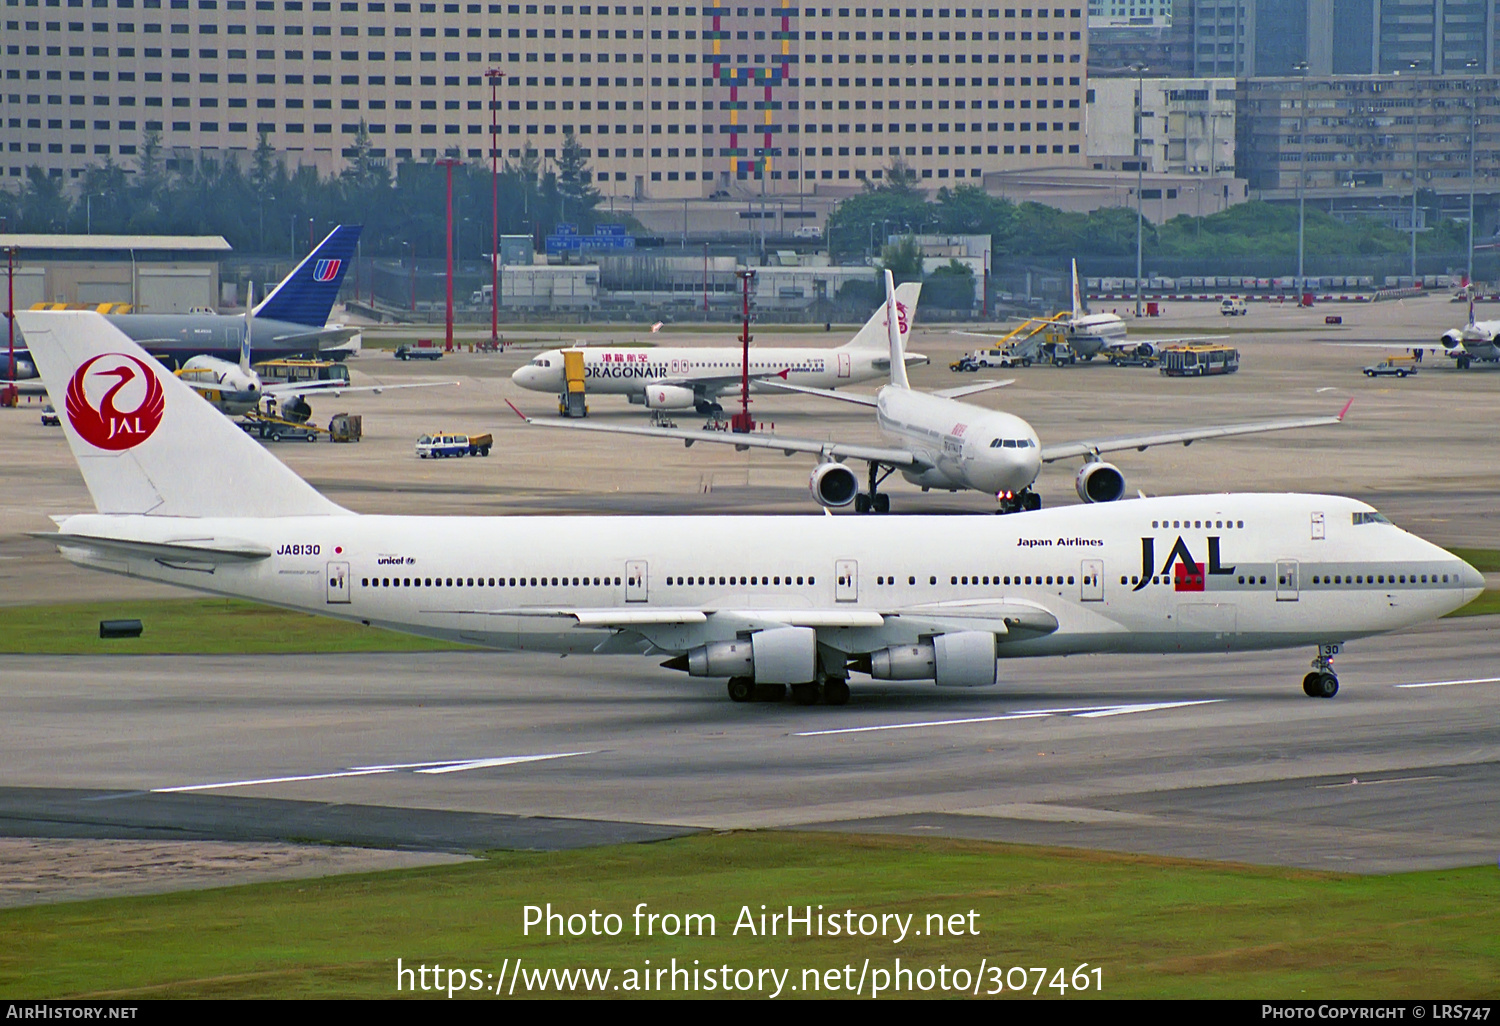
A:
[1,2,1090,198]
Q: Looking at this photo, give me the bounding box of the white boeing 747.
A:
[18,309,1481,705]
[510,283,926,414]
[516,272,1350,515]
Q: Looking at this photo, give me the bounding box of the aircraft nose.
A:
[512,365,537,388]
[1454,555,1486,605]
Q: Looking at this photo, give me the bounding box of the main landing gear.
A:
[727,675,851,706]
[996,489,1042,515]
[1302,644,1341,698]
[854,463,894,514]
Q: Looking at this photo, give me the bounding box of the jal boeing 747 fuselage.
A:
[18,309,1482,705]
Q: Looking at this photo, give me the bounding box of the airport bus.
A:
[1158,343,1240,377]
[250,358,352,388]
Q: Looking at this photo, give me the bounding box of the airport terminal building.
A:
[2,2,1088,199]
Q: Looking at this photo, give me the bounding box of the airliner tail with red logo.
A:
[19,311,346,519]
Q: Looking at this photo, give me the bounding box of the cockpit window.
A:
[1352,511,1391,526]
[989,439,1035,449]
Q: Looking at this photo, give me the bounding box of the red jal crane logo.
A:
[64,354,166,450]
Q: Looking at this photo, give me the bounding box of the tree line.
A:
[824,162,1474,264]
[0,128,609,259]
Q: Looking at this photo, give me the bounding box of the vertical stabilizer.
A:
[885,270,910,390]
[1071,258,1084,319]
[17,311,350,518]
[840,281,921,352]
[253,224,362,328]
[239,280,254,374]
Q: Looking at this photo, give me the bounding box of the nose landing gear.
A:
[1302,644,1341,698]
[996,489,1041,515]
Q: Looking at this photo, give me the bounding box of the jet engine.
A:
[809,462,859,507]
[642,385,698,410]
[1075,461,1126,503]
[869,631,997,687]
[685,627,817,684]
[1133,342,1156,359]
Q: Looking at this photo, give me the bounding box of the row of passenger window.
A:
[362,574,624,587]
[1310,572,1453,586]
[667,575,814,586]
[1152,518,1243,529]
[872,573,1076,586]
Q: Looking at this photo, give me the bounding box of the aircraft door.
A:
[1276,560,1299,601]
[1311,512,1325,540]
[835,559,858,602]
[838,352,851,379]
[625,560,649,602]
[326,561,350,604]
[1080,559,1103,601]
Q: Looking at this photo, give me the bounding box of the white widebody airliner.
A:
[1438,294,1500,369]
[518,272,1349,515]
[510,283,927,414]
[18,310,1481,706]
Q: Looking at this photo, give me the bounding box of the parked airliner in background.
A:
[17,309,1480,705]
[510,283,926,414]
[1,225,362,394]
[965,260,1223,363]
[518,272,1350,515]
[174,284,454,417]
[1439,293,1500,369]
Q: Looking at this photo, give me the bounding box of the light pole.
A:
[1131,63,1149,318]
[1406,61,1420,282]
[1466,59,1480,288]
[1293,61,1309,284]
[486,67,503,346]
[402,240,415,313]
[3,243,16,407]
[436,157,461,352]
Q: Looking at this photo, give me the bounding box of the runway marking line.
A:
[796,700,1222,737]
[1395,676,1500,689]
[151,752,591,794]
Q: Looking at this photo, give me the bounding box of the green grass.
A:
[0,598,470,655]
[1448,590,1500,617]
[1450,548,1500,574]
[0,833,1495,999]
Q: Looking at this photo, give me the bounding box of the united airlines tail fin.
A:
[253,224,362,327]
[885,270,910,390]
[16,310,349,518]
[1071,258,1084,319]
[239,280,254,373]
[841,281,921,352]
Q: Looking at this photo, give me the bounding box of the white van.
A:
[793,225,823,240]
[1220,298,1247,316]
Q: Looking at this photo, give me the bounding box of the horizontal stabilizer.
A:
[33,531,272,563]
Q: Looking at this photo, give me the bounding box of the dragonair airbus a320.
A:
[18,309,1482,706]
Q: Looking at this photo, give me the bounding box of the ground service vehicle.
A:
[395,344,444,361]
[239,411,322,442]
[41,403,60,426]
[416,432,492,458]
[328,413,362,442]
[1363,356,1418,378]
[251,359,352,388]
[1221,298,1247,316]
[1159,344,1240,377]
